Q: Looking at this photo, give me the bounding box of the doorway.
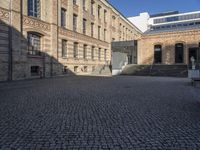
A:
[188,48,199,64]
[175,43,184,63]
[154,45,162,64]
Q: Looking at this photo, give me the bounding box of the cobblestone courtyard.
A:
[0,76,200,149]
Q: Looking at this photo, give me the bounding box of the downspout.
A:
[57,0,59,60]
[20,0,23,33]
[8,0,13,81]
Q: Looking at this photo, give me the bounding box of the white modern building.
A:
[128,10,200,33]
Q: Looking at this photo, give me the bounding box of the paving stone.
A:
[0,76,200,149]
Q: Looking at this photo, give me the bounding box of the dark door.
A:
[154,45,162,63]
[175,43,184,63]
[188,48,198,65]
[188,48,200,69]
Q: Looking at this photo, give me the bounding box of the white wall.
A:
[128,12,150,32]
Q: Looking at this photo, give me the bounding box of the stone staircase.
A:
[121,64,188,77]
[91,65,112,76]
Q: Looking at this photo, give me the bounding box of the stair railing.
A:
[150,59,154,73]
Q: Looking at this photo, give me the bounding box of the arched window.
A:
[27,32,42,56]
[175,43,184,63]
[28,0,41,18]
[154,45,162,63]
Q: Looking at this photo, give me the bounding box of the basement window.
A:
[31,66,39,76]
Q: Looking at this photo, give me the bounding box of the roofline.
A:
[101,0,142,33]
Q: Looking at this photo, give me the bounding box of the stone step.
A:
[121,65,188,77]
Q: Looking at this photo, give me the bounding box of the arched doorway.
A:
[154,45,162,64]
[175,43,184,63]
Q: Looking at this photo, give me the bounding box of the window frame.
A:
[27,32,42,56]
[28,0,41,18]
[62,40,67,58]
[74,42,78,58]
[61,8,66,27]
[73,14,78,32]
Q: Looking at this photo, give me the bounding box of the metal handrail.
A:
[150,59,154,73]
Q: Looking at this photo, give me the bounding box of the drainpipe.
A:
[8,0,13,81]
[57,0,59,60]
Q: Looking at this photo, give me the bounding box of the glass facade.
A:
[151,21,200,31]
[154,13,200,24]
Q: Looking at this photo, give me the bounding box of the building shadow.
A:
[0,19,75,82]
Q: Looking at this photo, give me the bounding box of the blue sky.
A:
[109,0,200,17]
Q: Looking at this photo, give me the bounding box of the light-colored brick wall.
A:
[138,29,200,65]
[0,0,140,81]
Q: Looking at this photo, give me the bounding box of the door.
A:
[154,45,162,64]
[189,48,198,65]
[175,43,184,63]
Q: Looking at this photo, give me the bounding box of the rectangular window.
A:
[28,0,41,18]
[104,49,107,61]
[83,44,87,59]
[31,66,40,76]
[91,46,95,60]
[62,40,67,57]
[74,66,78,72]
[91,23,94,37]
[91,0,94,15]
[73,0,76,5]
[83,0,86,10]
[28,33,41,56]
[83,19,87,34]
[104,29,106,41]
[74,42,78,58]
[92,66,95,72]
[83,66,88,72]
[61,8,66,27]
[63,66,68,74]
[98,26,101,40]
[73,14,77,31]
[98,48,101,61]
[104,10,107,22]
[98,5,101,18]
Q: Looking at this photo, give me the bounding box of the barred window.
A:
[62,40,67,57]
[74,42,78,58]
[28,0,41,18]
[28,33,41,56]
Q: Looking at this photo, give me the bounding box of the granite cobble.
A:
[0,76,200,149]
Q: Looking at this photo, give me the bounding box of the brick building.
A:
[0,0,141,81]
[1,1,200,81]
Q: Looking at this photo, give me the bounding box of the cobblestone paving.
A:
[0,76,200,150]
